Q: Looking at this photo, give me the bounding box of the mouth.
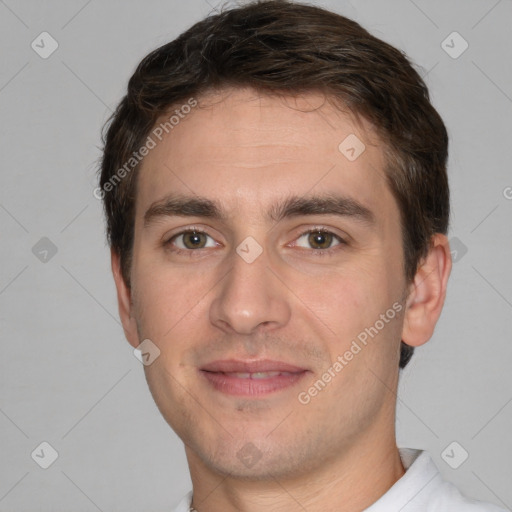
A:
[199,359,309,397]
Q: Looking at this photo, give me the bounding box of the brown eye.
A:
[181,231,207,249]
[169,230,216,250]
[294,229,345,252]
[307,231,334,249]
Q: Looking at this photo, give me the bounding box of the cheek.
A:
[132,260,211,343]
[298,262,384,324]
[292,256,403,356]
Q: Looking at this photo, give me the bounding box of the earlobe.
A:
[111,249,140,349]
[401,234,452,348]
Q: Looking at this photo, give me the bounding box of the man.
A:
[98,1,506,510]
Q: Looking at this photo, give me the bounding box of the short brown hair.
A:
[98,0,449,369]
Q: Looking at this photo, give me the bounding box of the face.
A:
[120,87,411,480]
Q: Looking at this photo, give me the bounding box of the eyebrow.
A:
[143,193,376,228]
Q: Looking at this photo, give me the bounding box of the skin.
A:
[112,86,452,512]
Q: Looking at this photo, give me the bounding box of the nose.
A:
[209,244,291,335]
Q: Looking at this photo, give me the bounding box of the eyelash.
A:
[163,226,347,257]
[291,228,346,256]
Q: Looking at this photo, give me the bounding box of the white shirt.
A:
[171,448,508,511]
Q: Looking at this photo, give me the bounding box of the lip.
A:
[200,359,309,397]
[201,359,306,373]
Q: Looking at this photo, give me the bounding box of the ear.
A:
[111,249,140,349]
[402,233,452,348]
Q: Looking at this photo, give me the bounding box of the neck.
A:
[187,426,405,512]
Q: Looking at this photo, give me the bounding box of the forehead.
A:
[135,87,397,226]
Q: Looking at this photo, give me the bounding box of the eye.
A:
[294,229,344,250]
[167,230,217,250]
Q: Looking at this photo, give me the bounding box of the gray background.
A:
[0,0,511,510]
